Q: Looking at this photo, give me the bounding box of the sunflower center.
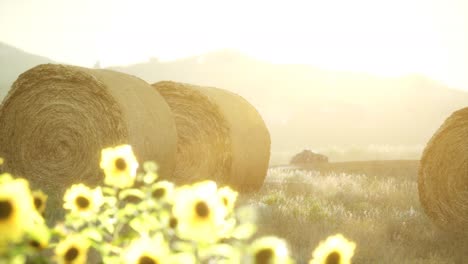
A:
[255,248,273,264]
[152,188,166,199]
[169,217,178,229]
[29,240,41,249]
[195,201,210,218]
[222,197,228,206]
[75,196,90,209]
[0,200,13,220]
[138,255,158,264]
[64,247,79,261]
[34,197,43,210]
[325,251,341,264]
[115,158,127,171]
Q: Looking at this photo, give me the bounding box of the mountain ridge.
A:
[0,42,53,99]
[1,43,467,162]
[110,50,468,153]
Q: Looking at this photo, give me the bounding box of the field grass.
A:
[17,159,468,263]
[239,160,468,264]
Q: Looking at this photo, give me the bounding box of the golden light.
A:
[1,0,467,88]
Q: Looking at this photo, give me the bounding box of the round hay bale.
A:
[0,64,177,204]
[153,81,270,190]
[290,149,329,166]
[153,82,232,185]
[419,107,468,233]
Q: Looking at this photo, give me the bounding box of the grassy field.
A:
[239,160,468,264]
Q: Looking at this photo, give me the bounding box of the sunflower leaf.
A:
[172,241,194,252]
[82,228,103,242]
[102,187,117,196]
[232,223,257,240]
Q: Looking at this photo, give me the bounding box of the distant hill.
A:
[2,45,467,162]
[0,42,53,99]
[112,50,468,162]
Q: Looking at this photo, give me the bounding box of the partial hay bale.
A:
[153,81,270,190]
[0,64,177,208]
[418,107,468,233]
[290,149,329,166]
[153,82,231,184]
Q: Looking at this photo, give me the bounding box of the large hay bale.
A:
[418,107,468,233]
[0,64,177,203]
[153,81,270,190]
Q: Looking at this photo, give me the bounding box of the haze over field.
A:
[2,43,467,162]
[110,50,468,160]
[2,0,468,162]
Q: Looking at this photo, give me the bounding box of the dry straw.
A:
[419,107,468,233]
[153,81,271,190]
[0,64,177,203]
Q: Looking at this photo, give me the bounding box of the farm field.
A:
[240,160,468,264]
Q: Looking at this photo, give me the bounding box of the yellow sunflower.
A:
[100,144,139,189]
[55,235,90,264]
[0,178,37,244]
[26,221,50,251]
[309,234,356,264]
[218,186,238,215]
[151,180,175,204]
[32,190,48,215]
[63,184,103,216]
[172,181,227,243]
[0,172,14,184]
[248,236,293,264]
[123,234,170,264]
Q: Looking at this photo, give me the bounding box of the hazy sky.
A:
[1,0,468,90]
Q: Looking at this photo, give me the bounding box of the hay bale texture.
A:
[419,107,468,233]
[0,64,177,196]
[153,81,270,190]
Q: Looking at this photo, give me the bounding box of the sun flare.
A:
[2,0,465,88]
